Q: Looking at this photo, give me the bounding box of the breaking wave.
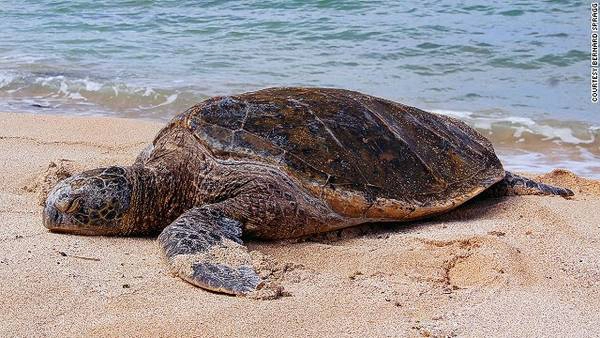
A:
[0,69,201,119]
[0,69,598,178]
[434,110,600,178]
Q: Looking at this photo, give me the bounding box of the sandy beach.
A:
[1,112,599,337]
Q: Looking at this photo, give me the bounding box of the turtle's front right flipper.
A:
[158,206,261,295]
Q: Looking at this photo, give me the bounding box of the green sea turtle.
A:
[42,87,572,295]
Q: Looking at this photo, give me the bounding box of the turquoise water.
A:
[1,1,599,176]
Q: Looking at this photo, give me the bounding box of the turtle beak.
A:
[43,183,68,231]
[43,181,79,232]
[43,202,63,229]
[42,201,96,235]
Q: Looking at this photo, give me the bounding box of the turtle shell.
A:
[175,87,504,215]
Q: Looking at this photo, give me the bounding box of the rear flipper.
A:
[484,171,573,197]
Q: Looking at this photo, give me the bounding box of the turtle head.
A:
[43,166,133,236]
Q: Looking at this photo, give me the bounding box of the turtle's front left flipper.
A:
[158,206,261,295]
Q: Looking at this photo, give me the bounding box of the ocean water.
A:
[1,1,598,177]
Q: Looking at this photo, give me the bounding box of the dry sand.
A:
[1,112,599,337]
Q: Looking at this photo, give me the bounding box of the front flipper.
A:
[158,206,261,295]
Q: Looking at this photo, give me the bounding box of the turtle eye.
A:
[65,197,81,214]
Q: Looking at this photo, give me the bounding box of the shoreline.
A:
[1,112,599,336]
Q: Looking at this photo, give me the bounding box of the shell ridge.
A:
[312,90,377,187]
[397,106,489,186]
[357,96,442,183]
[225,127,334,180]
[430,114,488,158]
[289,98,344,148]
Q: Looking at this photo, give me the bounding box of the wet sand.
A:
[1,112,599,337]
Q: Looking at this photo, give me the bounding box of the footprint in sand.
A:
[419,237,537,290]
[23,159,82,205]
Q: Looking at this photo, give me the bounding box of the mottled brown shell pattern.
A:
[160,87,505,216]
